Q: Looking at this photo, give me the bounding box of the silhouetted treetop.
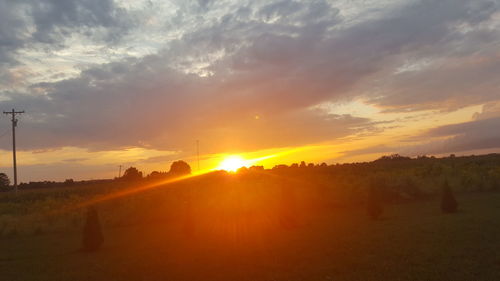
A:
[375,154,411,162]
[0,173,10,189]
[122,167,143,181]
[169,160,191,176]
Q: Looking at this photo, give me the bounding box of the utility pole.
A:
[3,109,24,192]
[196,140,200,172]
[118,165,122,178]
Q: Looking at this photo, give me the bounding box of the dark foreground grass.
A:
[1,192,499,281]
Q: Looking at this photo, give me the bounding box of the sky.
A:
[0,0,499,182]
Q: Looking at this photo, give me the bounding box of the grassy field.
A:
[0,177,499,281]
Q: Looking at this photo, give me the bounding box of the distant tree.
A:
[237,166,249,173]
[122,167,143,181]
[375,154,411,162]
[64,179,74,186]
[147,171,167,180]
[367,183,383,220]
[169,160,191,176]
[0,173,10,189]
[249,165,264,172]
[290,163,299,168]
[441,181,458,213]
[299,161,306,168]
[82,207,104,252]
[149,171,161,177]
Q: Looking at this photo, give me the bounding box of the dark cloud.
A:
[29,0,131,44]
[0,0,499,156]
[340,144,394,158]
[15,162,115,182]
[0,0,132,67]
[140,155,181,164]
[419,116,500,153]
[342,115,500,158]
[359,0,500,111]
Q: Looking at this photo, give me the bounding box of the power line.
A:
[3,109,24,192]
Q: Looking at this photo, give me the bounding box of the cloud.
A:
[0,0,499,157]
[342,114,500,158]
[417,116,500,154]
[473,101,500,120]
[16,162,115,181]
[0,0,133,69]
[359,0,500,111]
[340,144,394,158]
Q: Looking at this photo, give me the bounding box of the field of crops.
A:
[1,171,499,281]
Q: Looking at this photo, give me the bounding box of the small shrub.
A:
[367,185,383,220]
[441,181,458,213]
[82,207,104,252]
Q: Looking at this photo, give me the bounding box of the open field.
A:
[1,177,499,281]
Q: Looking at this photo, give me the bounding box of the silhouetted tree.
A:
[122,167,143,181]
[0,173,10,189]
[237,166,249,173]
[441,181,458,213]
[375,154,411,162]
[249,165,264,172]
[147,171,167,181]
[273,164,288,170]
[169,160,191,176]
[82,207,104,252]
[367,184,383,220]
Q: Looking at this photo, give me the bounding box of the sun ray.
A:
[45,169,214,216]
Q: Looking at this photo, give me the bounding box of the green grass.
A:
[1,184,499,280]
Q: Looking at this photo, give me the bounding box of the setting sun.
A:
[217,155,248,172]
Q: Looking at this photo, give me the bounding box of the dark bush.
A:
[82,207,104,252]
[441,181,458,213]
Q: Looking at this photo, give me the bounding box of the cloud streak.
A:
[0,0,498,161]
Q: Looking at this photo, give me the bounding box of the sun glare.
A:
[217,155,248,172]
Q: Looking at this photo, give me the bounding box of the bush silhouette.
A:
[0,173,10,189]
[441,181,458,213]
[169,160,191,176]
[122,167,143,181]
[367,184,383,220]
[82,207,104,252]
